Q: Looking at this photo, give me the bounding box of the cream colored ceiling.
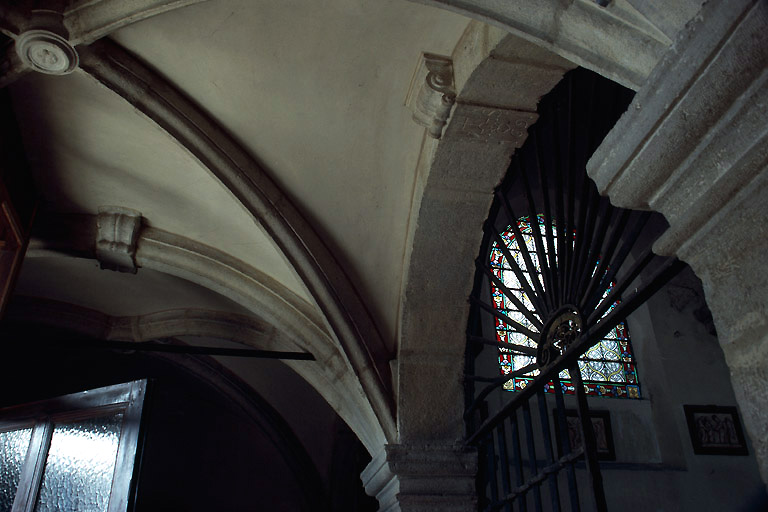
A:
[10,70,310,300]
[15,257,252,317]
[12,0,470,347]
[107,0,470,343]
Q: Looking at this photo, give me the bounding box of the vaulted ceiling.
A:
[8,0,469,344]
[1,0,706,458]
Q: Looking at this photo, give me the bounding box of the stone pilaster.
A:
[588,0,768,486]
[361,444,477,511]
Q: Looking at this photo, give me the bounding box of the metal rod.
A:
[579,208,630,314]
[497,189,549,315]
[510,413,528,512]
[494,447,584,507]
[574,200,613,308]
[34,337,316,360]
[583,212,651,315]
[533,130,560,308]
[480,260,544,331]
[489,228,547,319]
[497,422,514,512]
[471,296,540,341]
[563,77,576,306]
[571,366,607,512]
[551,99,568,309]
[587,250,655,326]
[566,73,598,305]
[568,183,598,304]
[537,388,562,512]
[553,375,580,512]
[516,156,555,314]
[522,401,544,512]
[465,363,539,418]
[467,335,538,356]
[486,430,501,507]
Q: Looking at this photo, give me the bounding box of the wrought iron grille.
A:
[464,69,685,512]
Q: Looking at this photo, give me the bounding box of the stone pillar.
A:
[361,444,477,511]
[588,0,768,486]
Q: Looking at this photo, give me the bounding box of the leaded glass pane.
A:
[34,412,124,512]
[491,215,641,398]
[0,427,33,512]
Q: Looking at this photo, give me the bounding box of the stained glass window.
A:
[490,215,641,399]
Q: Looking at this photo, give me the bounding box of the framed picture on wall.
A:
[684,405,748,455]
[553,409,616,461]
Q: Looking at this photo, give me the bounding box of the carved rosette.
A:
[15,30,78,75]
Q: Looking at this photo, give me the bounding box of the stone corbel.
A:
[95,206,142,273]
[406,53,456,139]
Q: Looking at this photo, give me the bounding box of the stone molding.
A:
[5,297,290,350]
[406,53,456,139]
[27,215,389,454]
[95,206,142,273]
[362,444,477,512]
[63,0,208,45]
[587,0,768,486]
[78,39,397,443]
[406,0,695,90]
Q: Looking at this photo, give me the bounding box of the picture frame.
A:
[553,409,615,461]
[683,405,748,455]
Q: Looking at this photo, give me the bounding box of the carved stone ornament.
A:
[15,30,78,75]
[446,104,538,145]
[96,207,142,273]
[405,53,456,139]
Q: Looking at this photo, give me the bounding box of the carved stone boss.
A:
[16,29,78,75]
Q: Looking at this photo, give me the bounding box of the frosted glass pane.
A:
[35,413,124,512]
[0,428,33,512]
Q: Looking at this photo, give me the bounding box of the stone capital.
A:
[361,443,477,511]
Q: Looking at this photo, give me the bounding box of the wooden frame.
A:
[553,408,616,461]
[0,380,148,512]
[683,405,748,455]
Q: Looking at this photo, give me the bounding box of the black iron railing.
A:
[463,68,685,512]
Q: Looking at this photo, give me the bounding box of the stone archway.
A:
[588,0,768,486]
[363,23,576,510]
[25,212,390,454]
[406,0,703,90]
